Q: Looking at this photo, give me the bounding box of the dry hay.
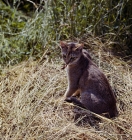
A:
[0,37,132,140]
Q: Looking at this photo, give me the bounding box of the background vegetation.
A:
[0,0,132,67]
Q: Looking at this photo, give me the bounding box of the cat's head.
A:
[60,41,83,66]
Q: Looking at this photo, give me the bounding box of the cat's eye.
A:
[63,54,66,58]
[71,56,77,60]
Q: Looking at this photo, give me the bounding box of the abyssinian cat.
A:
[60,41,118,118]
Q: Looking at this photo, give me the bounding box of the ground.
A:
[0,38,132,140]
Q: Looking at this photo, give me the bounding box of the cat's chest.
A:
[66,66,82,77]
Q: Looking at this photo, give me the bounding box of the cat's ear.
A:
[60,41,67,48]
[75,43,84,50]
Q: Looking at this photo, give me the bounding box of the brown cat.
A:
[60,41,118,118]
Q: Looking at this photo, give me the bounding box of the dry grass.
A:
[0,38,132,140]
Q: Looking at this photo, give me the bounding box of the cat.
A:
[60,41,118,118]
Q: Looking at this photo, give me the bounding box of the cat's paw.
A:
[64,97,73,103]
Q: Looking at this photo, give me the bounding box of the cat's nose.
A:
[66,60,70,65]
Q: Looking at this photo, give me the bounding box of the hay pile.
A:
[0,37,132,140]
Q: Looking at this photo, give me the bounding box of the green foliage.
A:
[0,1,52,66]
[50,0,132,51]
[0,0,132,66]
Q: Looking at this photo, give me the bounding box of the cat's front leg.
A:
[64,86,78,98]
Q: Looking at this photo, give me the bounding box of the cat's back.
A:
[79,59,116,104]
